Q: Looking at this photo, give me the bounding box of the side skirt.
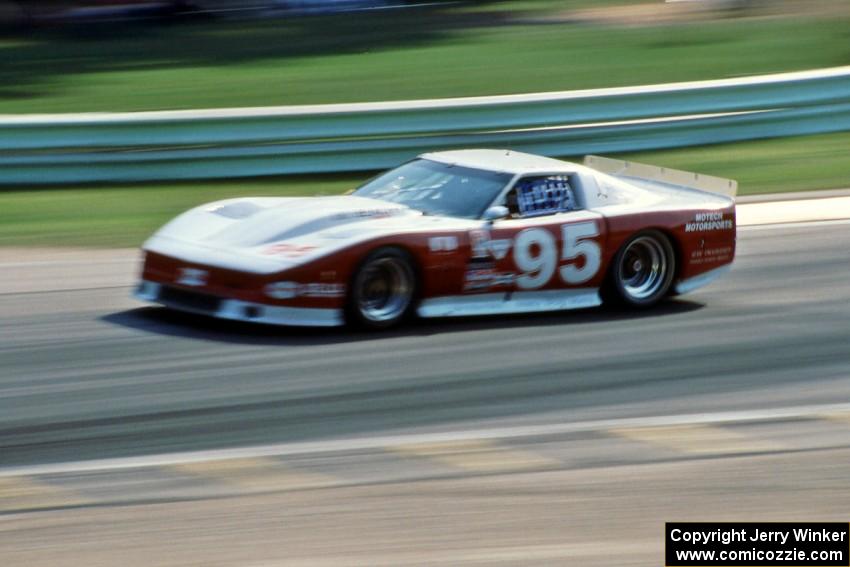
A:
[417,289,602,318]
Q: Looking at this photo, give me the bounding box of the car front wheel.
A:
[347,247,416,329]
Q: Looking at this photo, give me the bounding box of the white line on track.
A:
[3,400,850,478]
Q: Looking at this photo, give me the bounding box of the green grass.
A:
[2,131,848,248]
[0,7,848,112]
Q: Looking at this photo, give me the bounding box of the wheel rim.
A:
[618,236,668,300]
[356,257,414,323]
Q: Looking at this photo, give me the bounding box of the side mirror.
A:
[482,205,509,222]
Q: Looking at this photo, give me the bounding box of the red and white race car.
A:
[135,150,736,328]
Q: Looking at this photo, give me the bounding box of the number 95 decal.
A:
[514,221,601,290]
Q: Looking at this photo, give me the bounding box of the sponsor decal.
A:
[690,245,733,265]
[470,229,490,260]
[487,239,512,260]
[265,281,298,299]
[299,283,345,298]
[176,267,208,287]
[429,236,459,253]
[262,243,319,258]
[685,212,734,233]
[463,269,516,292]
[332,209,402,221]
[468,229,512,260]
[265,281,346,299]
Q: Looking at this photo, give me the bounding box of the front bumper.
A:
[134,280,344,327]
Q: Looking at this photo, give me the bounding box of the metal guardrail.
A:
[2,66,850,185]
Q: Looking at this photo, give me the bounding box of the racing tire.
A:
[604,230,675,308]
[346,247,417,329]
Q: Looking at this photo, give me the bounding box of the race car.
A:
[134,150,737,329]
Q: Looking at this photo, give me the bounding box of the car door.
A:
[465,174,607,294]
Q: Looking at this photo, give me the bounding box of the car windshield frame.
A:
[352,158,514,220]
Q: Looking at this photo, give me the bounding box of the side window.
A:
[506,175,577,218]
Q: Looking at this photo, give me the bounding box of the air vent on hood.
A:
[206,201,264,219]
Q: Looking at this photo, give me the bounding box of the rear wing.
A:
[584,155,738,198]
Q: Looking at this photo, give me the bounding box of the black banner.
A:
[666,523,850,567]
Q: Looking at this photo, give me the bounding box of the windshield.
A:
[353,159,512,219]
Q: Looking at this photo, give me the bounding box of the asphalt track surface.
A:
[2,221,849,468]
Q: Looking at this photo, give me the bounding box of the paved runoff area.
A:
[2,407,850,516]
[3,445,850,566]
[736,194,850,226]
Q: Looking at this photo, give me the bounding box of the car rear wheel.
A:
[605,230,675,308]
[347,247,416,329]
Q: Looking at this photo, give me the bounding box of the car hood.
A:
[143,195,466,273]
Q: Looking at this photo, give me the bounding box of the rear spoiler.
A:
[584,155,738,198]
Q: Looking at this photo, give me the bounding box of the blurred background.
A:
[1,2,850,566]
[0,0,848,246]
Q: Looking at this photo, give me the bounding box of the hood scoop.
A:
[207,201,265,220]
[207,201,263,220]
